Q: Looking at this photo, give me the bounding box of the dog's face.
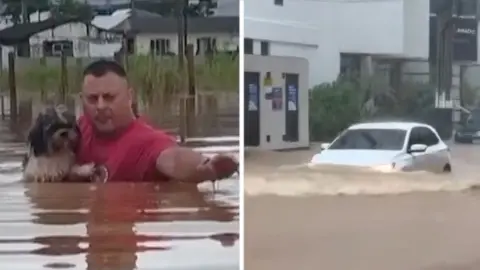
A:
[27,105,79,157]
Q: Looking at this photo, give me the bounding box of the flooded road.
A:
[245,143,480,270]
[0,124,239,270]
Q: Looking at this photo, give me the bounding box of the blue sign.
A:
[248,84,258,111]
[287,85,297,111]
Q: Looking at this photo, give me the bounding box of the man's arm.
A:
[155,147,216,183]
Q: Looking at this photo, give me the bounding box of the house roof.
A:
[0,15,92,45]
[91,8,162,30]
[110,16,239,35]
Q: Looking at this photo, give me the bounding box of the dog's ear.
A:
[27,114,48,156]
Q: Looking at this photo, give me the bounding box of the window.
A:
[329,128,407,150]
[150,39,170,55]
[274,0,283,6]
[196,37,217,55]
[244,38,253,54]
[408,127,439,147]
[127,38,135,54]
[340,53,361,77]
[260,41,270,56]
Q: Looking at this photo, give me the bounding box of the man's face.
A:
[81,72,133,133]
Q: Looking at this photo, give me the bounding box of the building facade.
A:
[244,0,430,88]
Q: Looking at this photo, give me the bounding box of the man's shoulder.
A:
[130,118,177,142]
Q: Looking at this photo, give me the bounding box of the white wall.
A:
[244,55,310,150]
[245,0,430,88]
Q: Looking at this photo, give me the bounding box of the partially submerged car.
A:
[310,121,452,173]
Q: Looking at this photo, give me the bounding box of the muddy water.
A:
[0,130,239,270]
[245,143,480,196]
[245,143,480,270]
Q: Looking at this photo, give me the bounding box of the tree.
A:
[49,0,93,20]
[1,0,93,24]
[188,0,218,17]
[1,0,50,24]
[99,0,218,17]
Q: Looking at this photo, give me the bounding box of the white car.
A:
[310,121,452,173]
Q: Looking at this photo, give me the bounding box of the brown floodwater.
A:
[0,127,239,270]
[244,143,480,270]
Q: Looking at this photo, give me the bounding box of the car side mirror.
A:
[408,144,427,153]
[320,143,330,150]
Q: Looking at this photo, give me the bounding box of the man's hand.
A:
[200,155,239,180]
[156,147,238,183]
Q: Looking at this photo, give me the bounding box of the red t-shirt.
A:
[77,116,177,182]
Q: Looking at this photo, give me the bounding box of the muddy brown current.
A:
[0,125,239,270]
[245,143,480,270]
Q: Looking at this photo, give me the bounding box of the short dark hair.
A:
[83,59,127,78]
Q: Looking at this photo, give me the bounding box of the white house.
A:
[110,14,239,56]
[0,7,239,68]
[244,0,430,88]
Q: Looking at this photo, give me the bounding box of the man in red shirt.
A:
[76,59,238,183]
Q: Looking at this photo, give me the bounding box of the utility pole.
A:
[177,0,186,68]
[183,0,189,56]
[20,0,28,23]
[435,0,455,106]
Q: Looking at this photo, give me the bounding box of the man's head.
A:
[81,60,134,134]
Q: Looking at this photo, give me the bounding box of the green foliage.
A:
[13,54,238,104]
[107,0,218,17]
[1,0,93,23]
[19,58,60,100]
[49,0,93,20]
[0,0,50,23]
[309,76,436,141]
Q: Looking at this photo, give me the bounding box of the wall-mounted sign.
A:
[429,0,478,62]
[287,85,298,111]
[248,84,258,111]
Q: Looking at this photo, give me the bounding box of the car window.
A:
[408,127,439,147]
[328,128,406,150]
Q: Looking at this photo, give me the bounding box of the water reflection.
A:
[20,182,238,269]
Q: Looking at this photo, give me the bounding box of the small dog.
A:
[22,104,95,182]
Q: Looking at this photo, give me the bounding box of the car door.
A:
[406,127,428,171]
[420,126,449,172]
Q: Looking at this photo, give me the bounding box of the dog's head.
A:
[27,104,80,157]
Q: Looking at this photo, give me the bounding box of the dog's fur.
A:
[22,104,94,182]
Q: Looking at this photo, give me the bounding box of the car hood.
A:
[311,150,403,167]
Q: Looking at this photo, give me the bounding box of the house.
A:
[244,0,430,88]
[109,14,239,56]
[0,5,238,67]
[0,10,122,67]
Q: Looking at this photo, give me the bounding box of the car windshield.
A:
[328,128,407,150]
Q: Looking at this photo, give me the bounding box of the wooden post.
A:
[60,52,67,103]
[176,0,185,68]
[75,58,83,93]
[186,44,196,137]
[8,52,17,126]
[40,57,46,101]
[1,94,5,120]
[178,96,186,144]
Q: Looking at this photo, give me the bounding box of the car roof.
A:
[348,121,431,131]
